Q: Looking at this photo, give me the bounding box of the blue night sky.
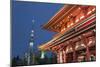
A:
[12,1,64,58]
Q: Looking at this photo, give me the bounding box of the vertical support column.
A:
[86,46,90,61]
[63,50,66,63]
[73,47,76,62]
[57,52,60,63]
[82,34,90,61]
[57,50,63,64]
[59,51,63,63]
[72,41,76,62]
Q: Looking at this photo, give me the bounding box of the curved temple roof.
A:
[39,4,96,51]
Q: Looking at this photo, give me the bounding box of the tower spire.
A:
[27,18,35,65]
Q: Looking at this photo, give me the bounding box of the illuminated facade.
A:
[39,5,96,63]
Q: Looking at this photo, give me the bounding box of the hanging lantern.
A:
[30,42,34,47]
[40,51,45,59]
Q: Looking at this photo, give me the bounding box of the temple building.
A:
[38,5,96,63]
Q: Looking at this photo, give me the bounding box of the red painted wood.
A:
[77,17,96,30]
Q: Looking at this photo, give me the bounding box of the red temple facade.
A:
[38,5,96,63]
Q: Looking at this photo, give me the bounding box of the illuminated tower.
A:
[30,30,34,64]
[27,18,35,65]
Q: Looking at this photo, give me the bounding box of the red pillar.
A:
[73,49,76,62]
[63,50,66,63]
[82,35,90,61]
[86,46,90,61]
[57,53,60,63]
[70,40,76,62]
[60,51,63,63]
